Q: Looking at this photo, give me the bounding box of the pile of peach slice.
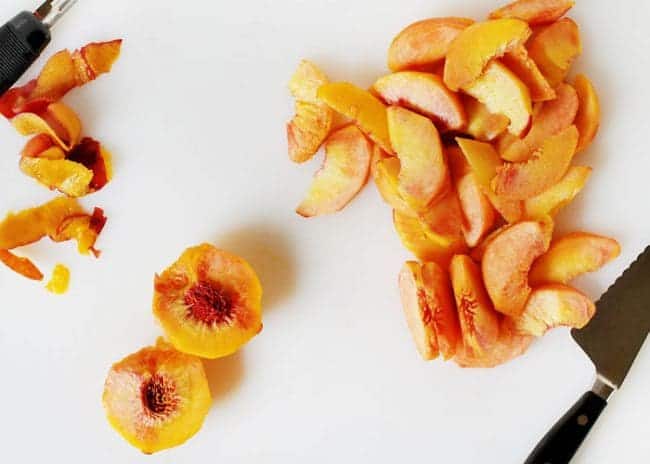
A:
[287,0,620,367]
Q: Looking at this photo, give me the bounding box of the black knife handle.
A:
[525,391,607,464]
[0,12,51,96]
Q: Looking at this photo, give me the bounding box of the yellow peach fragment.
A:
[573,74,601,154]
[501,45,555,101]
[11,102,82,150]
[463,97,510,142]
[527,18,582,86]
[489,0,575,25]
[46,264,70,294]
[19,157,94,198]
[524,166,592,219]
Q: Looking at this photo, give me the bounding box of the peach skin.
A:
[524,166,592,219]
[573,74,601,154]
[527,18,582,86]
[489,0,575,25]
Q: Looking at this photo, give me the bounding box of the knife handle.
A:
[524,391,607,464]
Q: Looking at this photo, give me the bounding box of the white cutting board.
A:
[0,1,647,462]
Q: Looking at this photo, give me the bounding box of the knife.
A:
[525,246,650,464]
[0,0,78,95]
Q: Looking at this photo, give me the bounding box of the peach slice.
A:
[530,233,621,285]
[444,18,531,91]
[463,61,532,136]
[489,0,575,25]
[463,97,510,142]
[524,166,592,218]
[527,18,582,86]
[387,106,449,210]
[501,45,555,101]
[470,224,511,262]
[318,82,393,153]
[373,72,466,131]
[515,284,596,336]
[573,74,601,154]
[287,60,333,163]
[418,190,466,241]
[19,158,94,198]
[482,221,548,316]
[493,125,579,200]
[372,152,412,214]
[501,83,579,162]
[103,338,211,454]
[388,17,475,72]
[296,125,372,217]
[0,250,43,281]
[46,264,71,294]
[446,145,472,180]
[153,244,263,359]
[456,173,497,247]
[450,255,500,356]
[11,102,82,150]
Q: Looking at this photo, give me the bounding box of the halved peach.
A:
[372,151,412,214]
[501,83,579,162]
[501,45,555,101]
[463,96,510,142]
[573,74,601,154]
[482,221,548,316]
[524,166,592,218]
[530,232,621,285]
[388,17,474,72]
[296,125,372,217]
[489,0,575,25]
[387,106,449,210]
[318,82,393,153]
[463,61,532,136]
[373,72,466,131]
[493,125,579,200]
[153,244,263,359]
[527,18,582,86]
[0,250,43,281]
[449,255,501,356]
[457,173,497,247]
[444,18,532,91]
[515,284,596,336]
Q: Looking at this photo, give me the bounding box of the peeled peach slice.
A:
[463,97,510,142]
[463,61,532,136]
[387,106,449,210]
[489,0,575,25]
[493,125,579,200]
[0,250,43,281]
[372,154,412,214]
[456,173,497,247]
[530,233,621,285]
[450,255,500,356]
[501,45,555,101]
[296,125,371,217]
[153,244,263,359]
[527,18,582,86]
[418,190,466,241]
[373,72,466,131]
[388,17,474,72]
[11,102,82,150]
[501,83,579,162]
[573,74,601,154]
[287,60,333,163]
[524,166,592,218]
[482,221,548,317]
[318,82,393,153]
[46,264,70,294]
[515,284,596,336]
[103,338,211,454]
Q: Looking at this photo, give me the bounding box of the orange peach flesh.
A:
[456,173,497,247]
[527,18,582,86]
[418,190,466,241]
[524,166,592,219]
[0,250,43,280]
[489,0,575,25]
[573,74,601,153]
[372,152,412,214]
[501,45,555,102]
[463,97,510,142]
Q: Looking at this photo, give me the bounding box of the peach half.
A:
[573,74,601,154]
[153,244,263,359]
[489,0,575,25]
[527,18,582,86]
[524,166,592,219]
[296,125,371,217]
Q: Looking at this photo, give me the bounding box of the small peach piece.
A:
[287,60,333,163]
[318,82,393,153]
[515,284,596,336]
[573,74,601,153]
[493,125,579,200]
[524,166,592,218]
[501,45,555,101]
[501,83,579,162]
[489,0,575,25]
[0,250,44,281]
[463,97,510,142]
[444,18,532,91]
[482,221,548,316]
[527,18,582,86]
[11,102,82,150]
[19,158,94,198]
[46,264,71,294]
[372,153,412,214]
[387,106,449,210]
[446,145,472,180]
[388,17,474,72]
[463,61,532,136]
[418,190,466,241]
[530,233,621,285]
[457,173,497,247]
[450,255,500,356]
[296,126,372,217]
[373,72,466,131]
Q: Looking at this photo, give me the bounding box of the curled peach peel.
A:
[153,244,263,359]
[489,0,575,25]
[52,207,107,257]
[387,106,449,211]
[296,125,371,217]
[573,75,601,154]
[482,221,548,317]
[530,233,621,285]
[463,97,510,142]
[457,173,497,247]
[443,18,532,91]
[373,72,466,131]
[46,264,70,294]
[501,45,555,102]
[318,82,393,154]
[0,250,43,281]
[514,284,596,336]
[388,17,474,72]
[11,102,82,151]
[103,338,211,454]
[527,18,582,86]
[524,166,592,219]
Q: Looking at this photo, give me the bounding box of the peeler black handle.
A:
[0,11,51,96]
